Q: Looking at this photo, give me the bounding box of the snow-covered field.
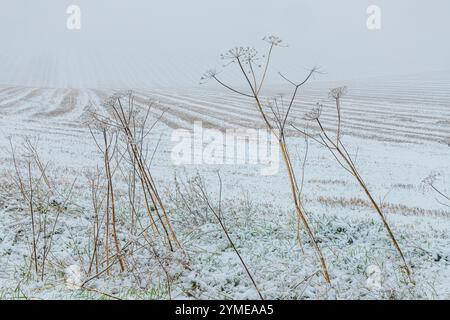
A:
[0,74,450,299]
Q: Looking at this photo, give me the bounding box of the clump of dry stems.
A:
[83,92,182,284]
[8,137,75,281]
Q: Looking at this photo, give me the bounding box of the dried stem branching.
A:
[88,93,181,259]
[293,87,412,280]
[8,138,73,280]
[424,173,450,208]
[202,36,331,283]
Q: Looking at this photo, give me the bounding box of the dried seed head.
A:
[329,86,348,99]
[200,69,219,84]
[304,102,323,121]
[422,172,440,186]
[220,47,258,63]
[263,35,284,47]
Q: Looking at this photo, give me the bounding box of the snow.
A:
[0,75,450,299]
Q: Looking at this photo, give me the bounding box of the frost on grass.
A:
[1,174,449,300]
[171,190,450,299]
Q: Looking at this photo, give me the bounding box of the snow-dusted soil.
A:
[0,75,450,299]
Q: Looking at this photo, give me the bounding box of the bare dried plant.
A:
[293,87,412,280]
[175,172,264,300]
[202,36,330,283]
[85,166,104,275]
[7,138,75,280]
[87,93,181,255]
[88,123,126,273]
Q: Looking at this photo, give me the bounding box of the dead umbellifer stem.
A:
[327,95,410,280]
[333,136,412,280]
[139,175,161,236]
[27,161,39,276]
[198,173,265,300]
[103,130,125,272]
[111,98,181,251]
[237,57,330,284]
[87,174,101,275]
[295,93,412,282]
[279,137,331,283]
[209,48,331,284]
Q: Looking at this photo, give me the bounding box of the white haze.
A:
[0,0,449,88]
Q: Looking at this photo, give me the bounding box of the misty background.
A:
[0,0,449,88]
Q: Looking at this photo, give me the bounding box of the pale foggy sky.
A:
[0,0,449,88]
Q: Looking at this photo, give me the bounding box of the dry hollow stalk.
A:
[209,50,331,283]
